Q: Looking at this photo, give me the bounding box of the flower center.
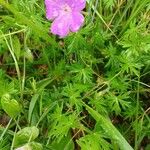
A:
[62,4,71,13]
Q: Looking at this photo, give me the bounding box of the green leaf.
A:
[145,144,150,150]
[0,0,57,46]
[14,126,39,147]
[28,94,40,124]
[103,0,115,9]
[68,64,93,83]
[29,142,43,150]
[51,132,74,150]
[0,81,17,97]
[1,94,21,118]
[15,142,43,150]
[77,132,112,150]
[83,103,133,150]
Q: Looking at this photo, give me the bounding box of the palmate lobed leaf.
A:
[0,81,17,98]
[68,64,93,84]
[49,111,80,143]
[77,132,112,150]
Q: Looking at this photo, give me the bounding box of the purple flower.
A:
[45,0,86,37]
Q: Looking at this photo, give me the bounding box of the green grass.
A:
[0,0,150,149]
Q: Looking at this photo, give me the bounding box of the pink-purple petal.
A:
[45,0,61,20]
[70,12,84,32]
[51,14,71,37]
[65,0,86,11]
[45,0,86,37]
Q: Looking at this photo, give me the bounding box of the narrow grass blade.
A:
[28,94,40,124]
[83,103,133,150]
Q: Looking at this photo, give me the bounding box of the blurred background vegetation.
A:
[0,0,150,149]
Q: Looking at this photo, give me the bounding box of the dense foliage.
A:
[0,0,150,149]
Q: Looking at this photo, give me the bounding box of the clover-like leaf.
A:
[1,94,21,118]
[14,126,39,147]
